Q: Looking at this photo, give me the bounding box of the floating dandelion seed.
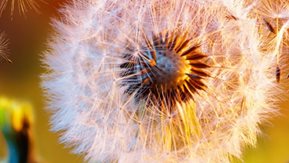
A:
[42,0,279,162]
[0,33,10,62]
[0,0,43,17]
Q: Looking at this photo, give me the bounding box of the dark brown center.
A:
[120,31,210,110]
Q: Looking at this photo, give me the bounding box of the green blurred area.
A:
[0,1,288,163]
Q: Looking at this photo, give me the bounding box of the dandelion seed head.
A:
[42,0,279,162]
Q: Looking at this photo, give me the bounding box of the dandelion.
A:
[0,0,43,17]
[42,0,279,162]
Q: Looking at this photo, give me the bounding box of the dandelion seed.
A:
[264,19,276,34]
[0,0,44,17]
[276,65,281,82]
[0,33,10,62]
[226,14,238,20]
[42,0,279,162]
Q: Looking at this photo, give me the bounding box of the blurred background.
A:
[0,0,288,163]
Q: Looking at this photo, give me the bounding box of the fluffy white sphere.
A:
[42,0,278,162]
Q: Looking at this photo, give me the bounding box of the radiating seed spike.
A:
[138,54,150,67]
[174,31,188,52]
[190,79,206,90]
[264,19,276,34]
[166,88,173,100]
[173,34,182,51]
[139,51,151,61]
[169,33,178,50]
[180,45,200,56]
[186,73,201,79]
[180,87,191,101]
[159,33,164,45]
[153,33,160,48]
[139,62,149,69]
[190,62,210,69]
[165,31,169,44]
[190,69,210,77]
[167,31,175,48]
[196,79,206,87]
[169,89,177,102]
[182,83,190,97]
[175,40,190,53]
[176,85,186,100]
[142,32,154,50]
[150,50,157,62]
[136,87,150,101]
[186,54,207,60]
[120,62,135,68]
[186,80,198,93]
[122,76,139,85]
[226,14,238,20]
[120,67,135,76]
[276,66,281,83]
[125,84,141,95]
[123,53,133,60]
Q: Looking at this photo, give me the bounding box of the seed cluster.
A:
[120,31,210,110]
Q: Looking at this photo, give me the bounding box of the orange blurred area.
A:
[0,0,82,162]
[0,1,288,163]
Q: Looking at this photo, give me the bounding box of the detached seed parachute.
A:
[42,0,283,162]
[0,32,10,62]
[0,0,43,17]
